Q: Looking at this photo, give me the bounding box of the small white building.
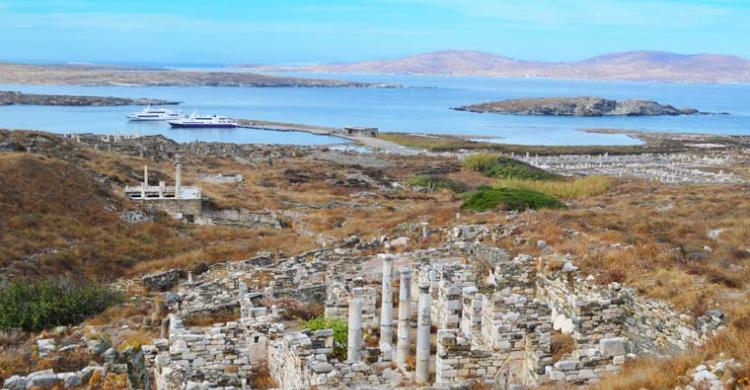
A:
[125,164,201,200]
[125,164,202,222]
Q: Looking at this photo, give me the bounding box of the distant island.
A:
[453,97,699,116]
[0,90,177,106]
[246,50,750,84]
[0,62,398,88]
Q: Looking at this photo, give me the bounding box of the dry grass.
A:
[0,343,95,380]
[508,180,750,315]
[551,331,575,362]
[183,309,240,327]
[251,364,278,390]
[259,298,323,321]
[592,322,750,389]
[493,176,612,199]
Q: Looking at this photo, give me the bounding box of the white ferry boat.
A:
[168,114,238,128]
[127,105,183,121]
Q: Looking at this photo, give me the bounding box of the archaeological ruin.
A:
[124,225,725,389]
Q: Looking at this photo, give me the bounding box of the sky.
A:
[0,0,748,65]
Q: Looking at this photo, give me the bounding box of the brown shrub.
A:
[251,364,277,390]
[183,309,240,327]
[259,298,323,321]
[551,331,575,362]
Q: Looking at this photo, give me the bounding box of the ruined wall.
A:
[325,283,379,329]
[268,330,395,389]
[147,314,281,388]
[139,198,202,221]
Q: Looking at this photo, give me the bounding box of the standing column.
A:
[396,268,412,367]
[415,282,431,384]
[380,254,394,345]
[347,298,363,362]
[142,165,148,198]
[175,163,182,199]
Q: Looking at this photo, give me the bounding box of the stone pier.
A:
[396,268,412,367]
[347,298,363,362]
[380,254,394,346]
[416,282,431,384]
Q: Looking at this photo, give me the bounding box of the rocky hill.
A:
[0,90,177,106]
[254,50,750,83]
[454,97,699,116]
[0,62,398,88]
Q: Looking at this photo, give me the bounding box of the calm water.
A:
[0,74,748,145]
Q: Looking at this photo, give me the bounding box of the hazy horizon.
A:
[6,48,750,69]
[0,0,748,65]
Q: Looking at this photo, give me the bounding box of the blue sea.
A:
[0,73,748,146]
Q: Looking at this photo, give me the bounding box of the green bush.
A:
[463,154,560,181]
[461,186,566,212]
[303,316,348,360]
[462,153,499,172]
[482,158,561,180]
[0,278,122,332]
[405,175,467,193]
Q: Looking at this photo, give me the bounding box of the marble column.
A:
[380,254,394,345]
[396,268,412,367]
[347,298,363,362]
[415,282,431,384]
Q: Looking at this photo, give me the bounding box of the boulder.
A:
[80,365,106,385]
[142,269,186,291]
[191,262,210,275]
[26,373,62,389]
[59,372,83,388]
[0,140,25,152]
[2,375,27,390]
[310,362,335,374]
[36,338,56,357]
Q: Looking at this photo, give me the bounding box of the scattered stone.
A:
[142,269,186,291]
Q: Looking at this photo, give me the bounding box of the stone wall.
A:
[268,330,399,389]
[147,313,282,389]
[138,198,202,222]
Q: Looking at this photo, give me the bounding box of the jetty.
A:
[237,119,418,155]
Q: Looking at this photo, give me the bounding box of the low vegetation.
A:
[550,332,575,362]
[0,278,122,332]
[405,175,467,193]
[592,309,750,389]
[461,186,566,212]
[463,153,561,180]
[302,316,348,360]
[493,176,612,198]
[379,132,680,155]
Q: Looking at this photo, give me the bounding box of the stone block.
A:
[578,369,595,380]
[554,360,577,371]
[599,337,626,357]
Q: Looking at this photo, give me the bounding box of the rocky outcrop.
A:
[454,97,699,116]
[0,90,178,106]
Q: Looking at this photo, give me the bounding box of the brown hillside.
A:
[0,153,190,281]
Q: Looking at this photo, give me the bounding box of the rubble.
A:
[4,223,729,389]
[517,151,745,184]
